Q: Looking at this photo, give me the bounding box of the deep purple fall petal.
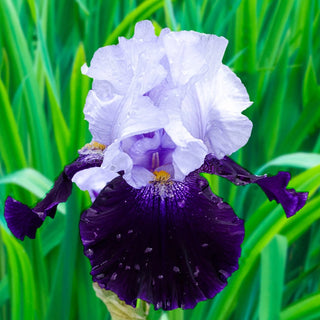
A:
[198,155,308,217]
[4,152,103,240]
[80,176,244,310]
[4,196,43,240]
[255,172,308,217]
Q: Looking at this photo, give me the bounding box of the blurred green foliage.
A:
[0,0,320,319]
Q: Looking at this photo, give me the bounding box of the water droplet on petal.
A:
[125,265,131,270]
[177,199,186,208]
[116,233,121,240]
[158,274,164,279]
[134,264,140,271]
[194,266,200,277]
[218,269,229,283]
[173,266,180,273]
[111,272,117,280]
[96,273,105,280]
[144,247,153,253]
[128,229,133,234]
[201,243,209,248]
[85,248,94,257]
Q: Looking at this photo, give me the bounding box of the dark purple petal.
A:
[197,155,308,217]
[255,172,308,217]
[80,176,244,310]
[4,196,43,240]
[4,153,103,240]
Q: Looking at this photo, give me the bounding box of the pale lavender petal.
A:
[181,65,253,159]
[161,30,228,86]
[83,21,166,96]
[84,91,168,145]
[158,89,208,180]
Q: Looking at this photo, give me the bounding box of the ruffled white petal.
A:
[181,65,252,158]
[124,166,155,189]
[73,142,133,194]
[79,20,253,188]
[72,167,118,196]
[159,89,208,180]
[161,30,228,86]
[84,90,168,145]
[83,21,167,96]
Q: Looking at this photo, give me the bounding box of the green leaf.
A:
[1,228,36,320]
[0,79,27,172]
[303,57,318,107]
[259,235,287,320]
[167,309,184,320]
[0,0,53,175]
[259,0,295,69]
[69,43,90,153]
[280,78,320,153]
[256,153,320,174]
[104,0,164,45]
[0,275,9,307]
[0,168,66,214]
[280,292,320,320]
[234,0,257,73]
[164,0,177,31]
[36,20,70,165]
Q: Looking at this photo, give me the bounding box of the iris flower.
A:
[5,21,308,311]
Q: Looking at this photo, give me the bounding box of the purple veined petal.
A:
[119,130,176,187]
[197,155,308,218]
[4,152,103,240]
[80,175,244,310]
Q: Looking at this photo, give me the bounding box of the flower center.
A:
[79,141,106,155]
[86,141,106,151]
[153,170,171,182]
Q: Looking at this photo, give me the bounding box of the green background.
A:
[0,0,320,319]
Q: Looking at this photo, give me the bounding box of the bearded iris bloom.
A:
[4,21,308,311]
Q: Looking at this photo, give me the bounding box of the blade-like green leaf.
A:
[0,168,66,214]
[104,0,164,45]
[256,152,320,174]
[0,79,27,172]
[280,292,320,320]
[259,235,287,320]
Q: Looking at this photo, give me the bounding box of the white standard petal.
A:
[84,89,168,145]
[159,89,208,180]
[160,29,228,86]
[181,64,253,158]
[82,20,166,95]
[101,142,133,174]
[73,142,134,194]
[72,167,119,196]
[124,166,155,189]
